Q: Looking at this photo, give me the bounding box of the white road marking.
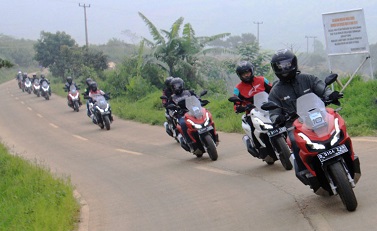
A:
[49,123,59,128]
[73,135,88,141]
[37,114,43,118]
[21,101,25,104]
[195,166,239,176]
[115,149,143,155]
[27,107,32,111]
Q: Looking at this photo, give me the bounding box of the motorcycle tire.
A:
[274,136,293,170]
[37,92,40,97]
[204,134,218,161]
[104,115,111,130]
[328,161,358,211]
[74,101,80,112]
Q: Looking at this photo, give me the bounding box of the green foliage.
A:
[0,35,37,67]
[0,58,13,69]
[125,76,157,101]
[0,143,79,230]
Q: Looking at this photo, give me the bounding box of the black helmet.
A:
[86,78,92,86]
[67,76,73,84]
[40,74,45,79]
[164,76,174,88]
[236,61,254,83]
[90,81,98,92]
[170,77,184,95]
[270,49,298,82]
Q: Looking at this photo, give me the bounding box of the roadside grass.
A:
[0,143,80,231]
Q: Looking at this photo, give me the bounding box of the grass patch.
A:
[0,143,80,231]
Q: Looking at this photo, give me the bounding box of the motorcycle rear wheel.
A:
[274,136,293,170]
[329,161,358,211]
[204,134,218,161]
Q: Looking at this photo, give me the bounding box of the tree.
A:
[0,58,13,69]
[138,12,230,88]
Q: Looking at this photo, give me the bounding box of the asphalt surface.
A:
[1,79,377,231]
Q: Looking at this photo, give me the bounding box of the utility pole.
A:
[305,35,317,53]
[79,3,90,47]
[253,21,263,45]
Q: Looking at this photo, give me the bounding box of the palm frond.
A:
[138,12,165,45]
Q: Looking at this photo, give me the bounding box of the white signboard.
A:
[322,9,369,55]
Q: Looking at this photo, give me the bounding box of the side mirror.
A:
[228,96,241,103]
[261,101,280,111]
[325,73,338,86]
[199,90,208,97]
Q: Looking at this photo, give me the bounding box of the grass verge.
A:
[0,143,80,231]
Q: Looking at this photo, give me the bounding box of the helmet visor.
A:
[272,58,294,74]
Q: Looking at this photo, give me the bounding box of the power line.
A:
[79,3,91,47]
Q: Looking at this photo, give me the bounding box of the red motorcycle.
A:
[167,91,219,161]
[262,74,361,211]
[65,85,81,112]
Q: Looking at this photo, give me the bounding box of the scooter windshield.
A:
[296,93,328,136]
[93,95,108,109]
[69,85,77,94]
[185,96,203,119]
[253,91,269,117]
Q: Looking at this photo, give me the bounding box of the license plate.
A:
[198,125,213,134]
[317,144,348,163]
[267,126,287,137]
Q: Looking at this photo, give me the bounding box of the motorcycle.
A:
[17,75,23,89]
[32,79,40,97]
[167,91,219,161]
[65,85,81,112]
[40,81,50,100]
[24,78,32,94]
[228,92,293,170]
[261,74,361,211]
[86,93,113,130]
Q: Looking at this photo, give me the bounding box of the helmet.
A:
[170,77,184,95]
[32,74,36,77]
[41,74,45,79]
[164,76,174,88]
[67,76,72,84]
[236,61,254,83]
[270,49,298,82]
[86,78,93,86]
[90,81,98,92]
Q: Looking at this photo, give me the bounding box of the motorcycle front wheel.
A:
[104,115,111,130]
[74,101,80,112]
[204,134,218,161]
[329,161,358,211]
[274,136,293,170]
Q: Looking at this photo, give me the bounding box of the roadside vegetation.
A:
[0,143,80,230]
[1,12,377,230]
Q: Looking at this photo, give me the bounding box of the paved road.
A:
[0,80,376,231]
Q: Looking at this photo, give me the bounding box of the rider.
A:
[83,78,94,117]
[31,74,39,83]
[64,76,82,106]
[232,60,272,157]
[267,49,343,178]
[39,74,51,95]
[161,76,174,108]
[162,76,175,136]
[88,81,112,124]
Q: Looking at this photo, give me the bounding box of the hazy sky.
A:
[1,0,377,52]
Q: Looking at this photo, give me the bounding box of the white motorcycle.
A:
[24,78,32,94]
[40,82,50,100]
[228,92,293,170]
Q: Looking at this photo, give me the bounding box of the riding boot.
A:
[242,135,259,157]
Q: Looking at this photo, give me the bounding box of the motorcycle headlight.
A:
[187,119,202,129]
[330,118,341,146]
[254,118,273,130]
[298,133,326,150]
[203,112,210,126]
